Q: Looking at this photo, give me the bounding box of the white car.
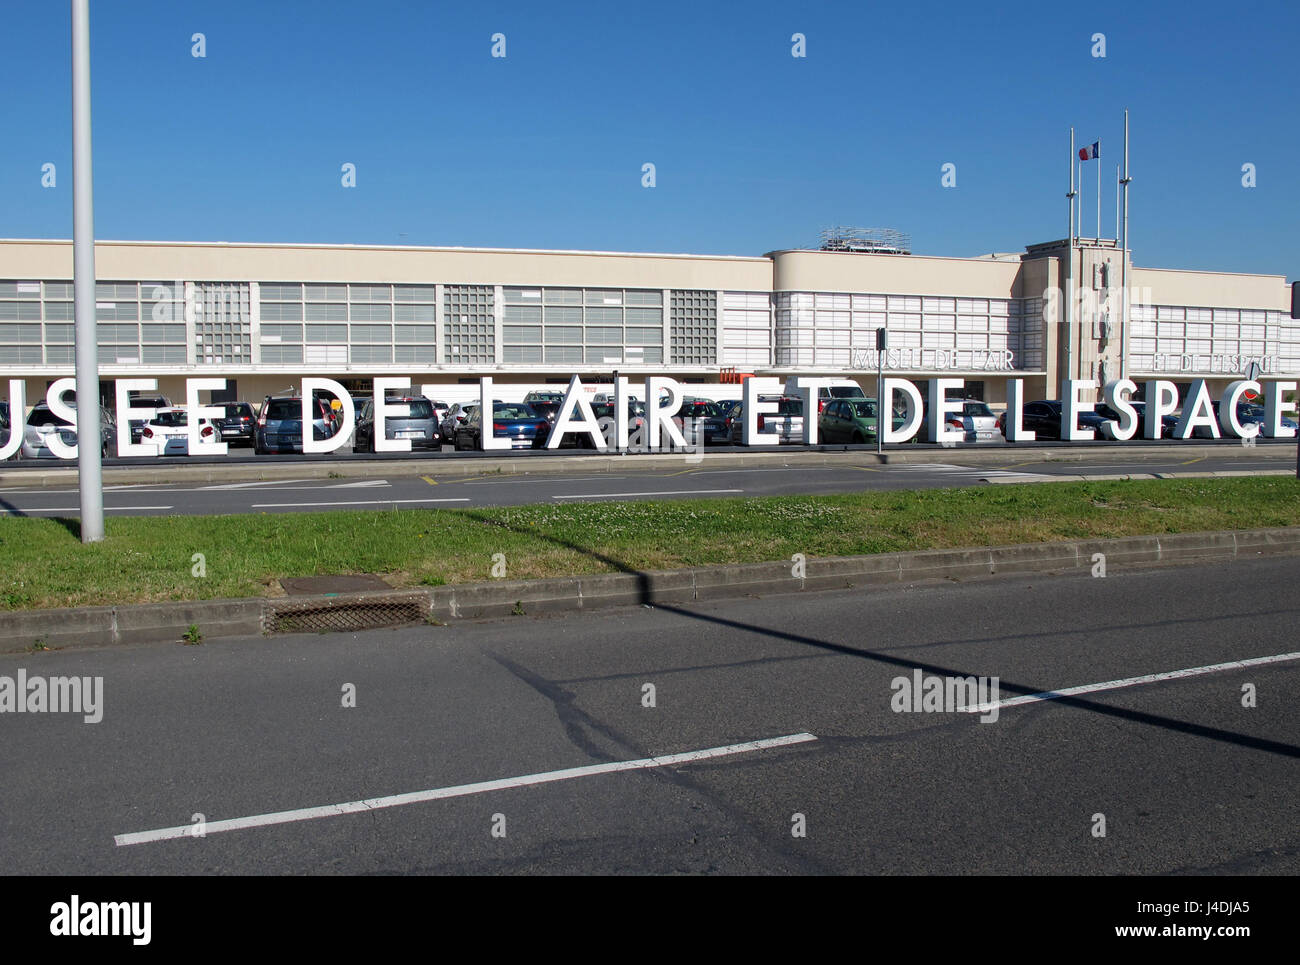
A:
[139,407,216,456]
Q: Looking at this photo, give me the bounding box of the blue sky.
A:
[2,0,1297,278]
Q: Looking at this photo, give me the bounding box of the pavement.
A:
[2,553,1295,874]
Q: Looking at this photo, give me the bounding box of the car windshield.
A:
[265,400,303,420]
[221,405,250,419]
[847,400,878,418]
[963,402,994,418]
[777,399,802,415]
[387,400,433,419]
[493,404,537,420]
[828,386,865,398]
[151,410,188,427]
[27,408,72,427]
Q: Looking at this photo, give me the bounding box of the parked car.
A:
[784,378,867,415]
[139,407,217,456]
[124,393,171,443]
[1188,399,1296,438]
[352,396,443,452]
[1008,400,1107,440]
[254,395,336,454]
[0,401,10,454]
[21,400,117,458]
[211,402,256,447]
[453,402,550,450]
[1237,402,1298,433]
[591,400,649,448]
[703,400,743,445]
[818,397,908,443]
[728,396,804,445]
[922,399,999,442]
[440,403,475,439]
[523,390,565,406]
[1094,402,1179,440]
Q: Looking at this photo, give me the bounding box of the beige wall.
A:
[1129,266,1289,309]
[0,239,773,292]
[770,249,1023,297]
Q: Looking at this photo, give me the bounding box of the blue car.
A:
[453,402,551,450]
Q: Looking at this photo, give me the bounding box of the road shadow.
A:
[462,508,1300,761]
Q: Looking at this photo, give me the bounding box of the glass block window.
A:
[194,282,252,364]
[670,290,716,365]
[443,285,495,365]
[499,286,663,366]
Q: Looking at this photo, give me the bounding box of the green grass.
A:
[0,476,1296,611]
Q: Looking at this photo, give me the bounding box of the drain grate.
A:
[265,593,428,634]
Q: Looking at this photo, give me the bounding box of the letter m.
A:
[102,903,131,936]
[945,675,979,711]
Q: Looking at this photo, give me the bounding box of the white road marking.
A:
[552,488,743,499]
[198,479,317,490]
[115,732,818,846]
[326,479,389,488]
[967,651,1300,713]
[0,506,172,514]
[250,497,469,508]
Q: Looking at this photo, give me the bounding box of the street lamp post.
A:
[72,0,104,541]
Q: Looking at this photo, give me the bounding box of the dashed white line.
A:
[0,506,173,514]
[251,497,469,508]
[968,651,1300,713]
[114,732,818,846]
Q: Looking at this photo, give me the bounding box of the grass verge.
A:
[0,476,1296,611]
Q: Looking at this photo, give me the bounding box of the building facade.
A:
[0,237,1294,409]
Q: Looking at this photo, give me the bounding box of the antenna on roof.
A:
[815,226,911,255]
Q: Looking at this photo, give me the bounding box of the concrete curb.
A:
[1,441,1293,486]
[3,526,1297,653]
[980,469,1295,484]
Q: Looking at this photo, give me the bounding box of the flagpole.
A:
[1120,110,1131,381]
[1079,160,1084,244]
[1066,128,1076,389]
[1115,165,1120,242]
[1096,139,1102,241]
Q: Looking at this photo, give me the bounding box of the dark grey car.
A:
[353,396,443,452]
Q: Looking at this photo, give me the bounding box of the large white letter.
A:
[926,379,964,444]
[478,377,511,450]
[0,381,26,459]
[1173,379,1218,440]
[882,378,922,443]
[301,378,354,453]
[370,378,412,453]
[1264,380,1297,438]
[1144,380,1179,439]
[185,378,229,456]
[1003,378,1035,443]
[1219,380,1261,439]
[742,377,781,445]
[115,379,161,457]
[1099,379,1138,441]
[1062,379,1098,441]
[45,377,79,459]
[790,377,838,444]
[547,375,604,450]
[645,377,686,450]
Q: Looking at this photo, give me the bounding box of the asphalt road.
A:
[0,452,1290,516]
[1,555,1296,874]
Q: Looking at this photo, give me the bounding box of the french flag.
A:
[1078,141,1100,161]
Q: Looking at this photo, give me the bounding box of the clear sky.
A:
[2,0,1297,278]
